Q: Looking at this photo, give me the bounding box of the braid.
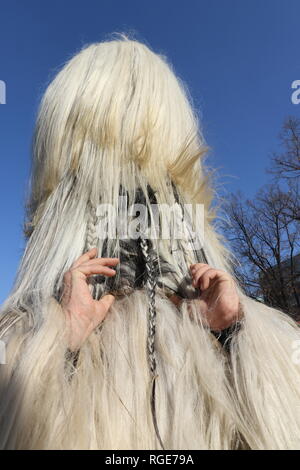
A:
[53,199,100,302]
[85,201,99,252]
[139,237,157,374]
[139,236,165,450]
[85,201,101,300]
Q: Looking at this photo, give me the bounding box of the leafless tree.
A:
[269,116,300,179]
[221,117,300,318]
[268,116,300,223]
[222,185,300,318]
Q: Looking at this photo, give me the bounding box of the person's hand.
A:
[189,263,243,331]
[61,247,119,351]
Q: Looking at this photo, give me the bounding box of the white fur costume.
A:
[0,36,300,450]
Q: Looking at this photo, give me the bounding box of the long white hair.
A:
[1,33,300,450]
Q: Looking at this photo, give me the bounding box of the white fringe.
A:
[1,289,299,449]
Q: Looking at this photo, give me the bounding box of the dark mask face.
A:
[53,181,208,303]
[94,237,148,298]
[87,183,208,302]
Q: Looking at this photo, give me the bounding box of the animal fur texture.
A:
[0,34,300,450]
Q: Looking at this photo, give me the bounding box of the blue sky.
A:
[0,0,299,304]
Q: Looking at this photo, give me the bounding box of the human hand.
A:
[189,263,243,331]
[61,247,119,351]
